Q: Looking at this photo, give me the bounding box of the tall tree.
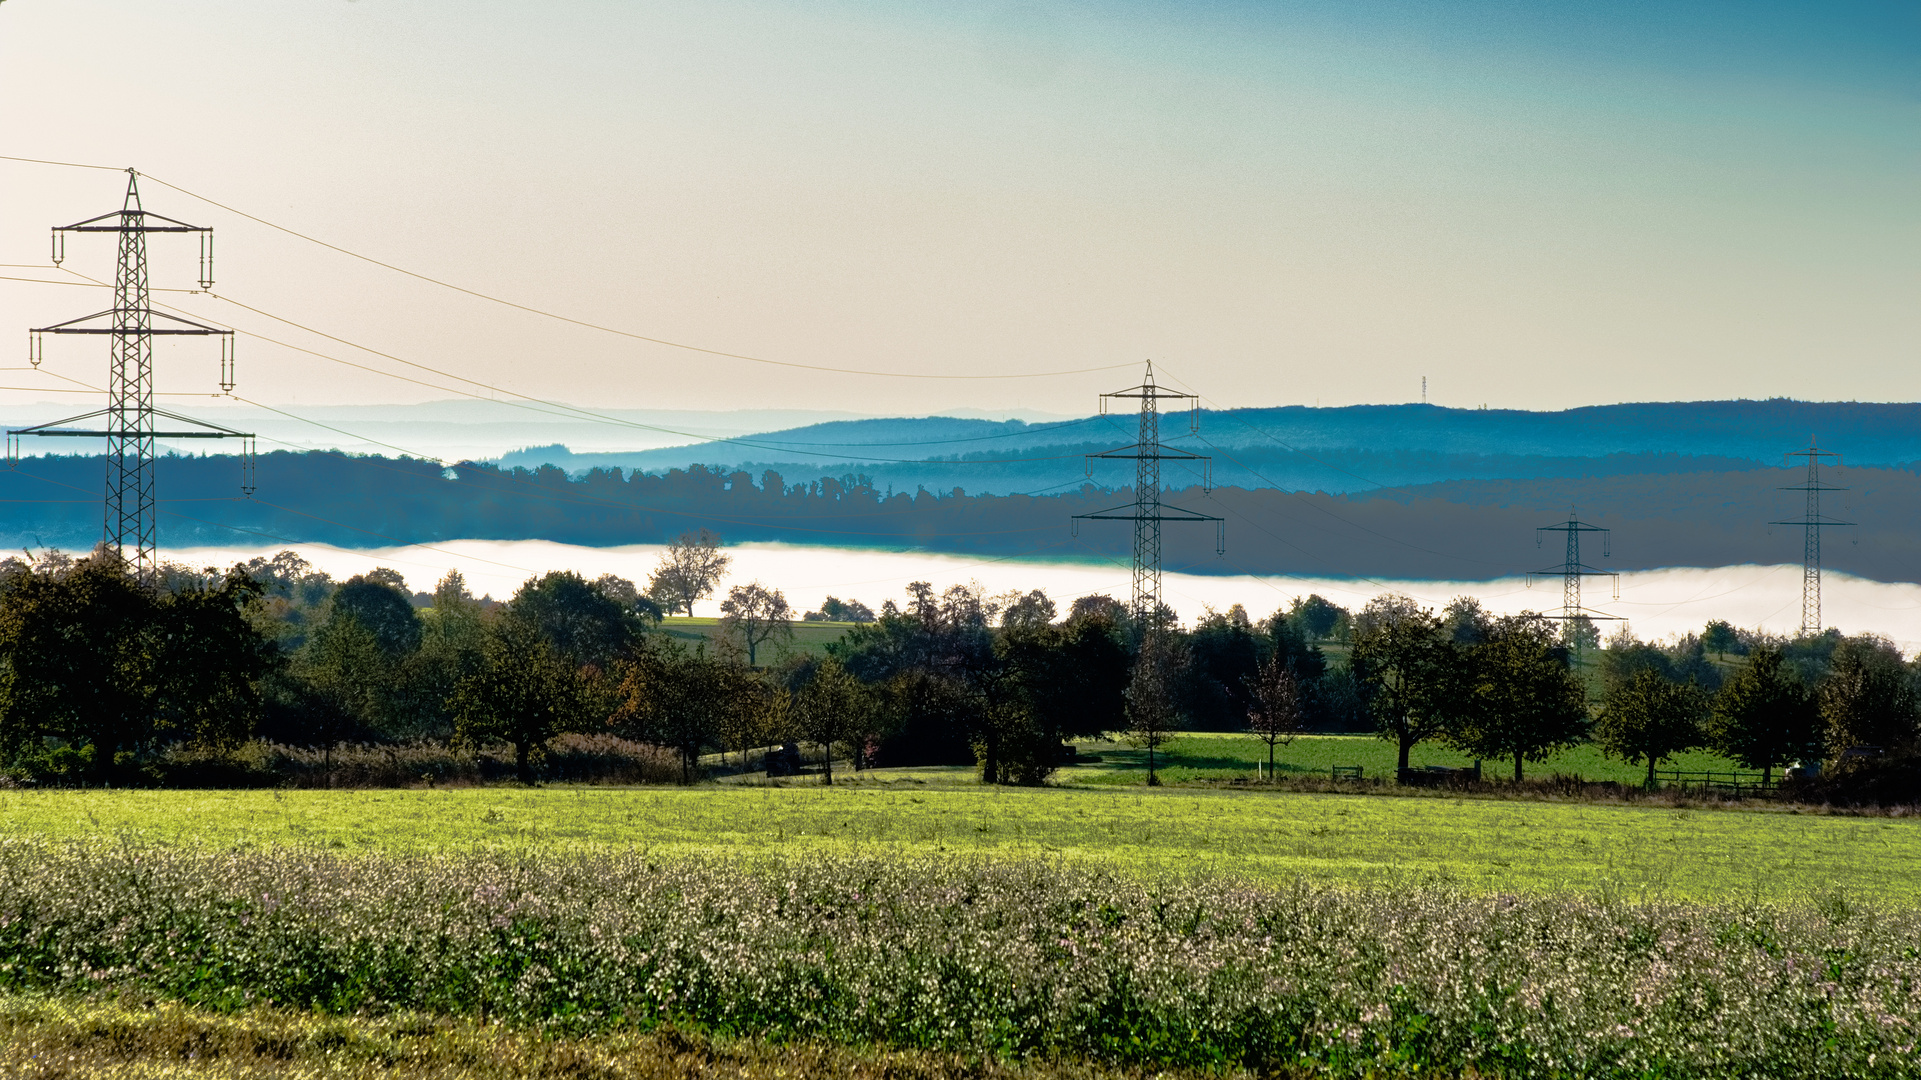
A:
[1450,616,1589,782]
[510,571,648,671]
[1244,652,1304,778]
[1707,645,1820,784]
[1349,594,1454,774]
[329,572,422,657]
[646,529,732,617]
[1594,668,1706,786]
[719,581,794,666]
[448,617,591,783]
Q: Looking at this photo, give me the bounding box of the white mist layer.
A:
[156,541,1921,652]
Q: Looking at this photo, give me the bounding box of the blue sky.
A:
[0,0,1914,416]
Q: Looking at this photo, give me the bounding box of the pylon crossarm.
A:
[148,407,254,437]
[35,308,230,336]
[1088,447,1209,461]
[7,408,114,435]
[1074,504,1221,524]
[1532,562,1616,577]
[58,210,208,234]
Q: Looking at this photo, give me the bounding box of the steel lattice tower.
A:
[9,170,255,581]
[1770,442,1849,637]
[1072,361,1222,622]
[1530,510,1619,650]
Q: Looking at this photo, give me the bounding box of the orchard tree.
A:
[1349,594,1455,773]
[646,529,731,616]
[449,617,591,783]
[1244,652,1305,778]
[1594,668,1706,786]
[1707,645,1819,784]
[793,656,870,785]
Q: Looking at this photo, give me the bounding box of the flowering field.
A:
[1,842,1918,1078]
[6,785,1920,902]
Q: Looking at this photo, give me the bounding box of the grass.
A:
[6,783,1921,903]
[656,616,852,658]
[0,990,1144,1080]
[1063,733,1756,787]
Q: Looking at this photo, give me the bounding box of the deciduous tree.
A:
[1594,668,1706,786]
[449,618,591,783]
[1819,634,1919,756]
[1349,594,1455,774]
[646,529,731,617]
[1245,652,1305,778]
[1125,632,1186,786]
[1707,645,1819,784]
[1450,615,1589,782]
[719,581,794,666]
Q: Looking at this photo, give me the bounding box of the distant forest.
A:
[6,449,1921,583]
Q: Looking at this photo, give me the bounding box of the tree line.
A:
[1,538,1914,789]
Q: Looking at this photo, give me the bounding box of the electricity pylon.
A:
[1770,441,1850,637]
[8,170,255,581]
[1529,509,1619,651]
[1071,361,1223,623]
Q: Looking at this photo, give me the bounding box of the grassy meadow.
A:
[6,782,1920,903]
[1060,732,1754,787]
[657,616,854,657]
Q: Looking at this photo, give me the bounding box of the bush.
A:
[10,735,684,789]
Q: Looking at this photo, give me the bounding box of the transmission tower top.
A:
[1072,360,1222,626]
[1527,508,1620,650]
[9,170,254,582]
[1769,438,1852,637]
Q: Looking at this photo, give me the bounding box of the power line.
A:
[0,154,1133,383]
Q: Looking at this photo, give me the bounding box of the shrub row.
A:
[1,733,684,789]
[0,844,1917,1076]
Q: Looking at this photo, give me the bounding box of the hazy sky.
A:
[1,0,1915,420]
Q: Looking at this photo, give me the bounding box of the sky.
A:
[1,0,1916,423]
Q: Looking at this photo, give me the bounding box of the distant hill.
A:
[493,399,1921,496]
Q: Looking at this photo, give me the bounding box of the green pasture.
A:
[657,616,852,658]
[4,784,1917,904]
[1063,733,1755,787]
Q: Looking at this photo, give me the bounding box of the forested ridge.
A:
[9,448,1921,581]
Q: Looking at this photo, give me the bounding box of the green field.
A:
[1061,732,1755,787]
[657,616,853,658]
[6,783,1918,903]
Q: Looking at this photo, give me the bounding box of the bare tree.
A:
[1245,653,1305,779]
[719,581,794,666]
[1125,632,1185,786]
[645,529,731,616]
